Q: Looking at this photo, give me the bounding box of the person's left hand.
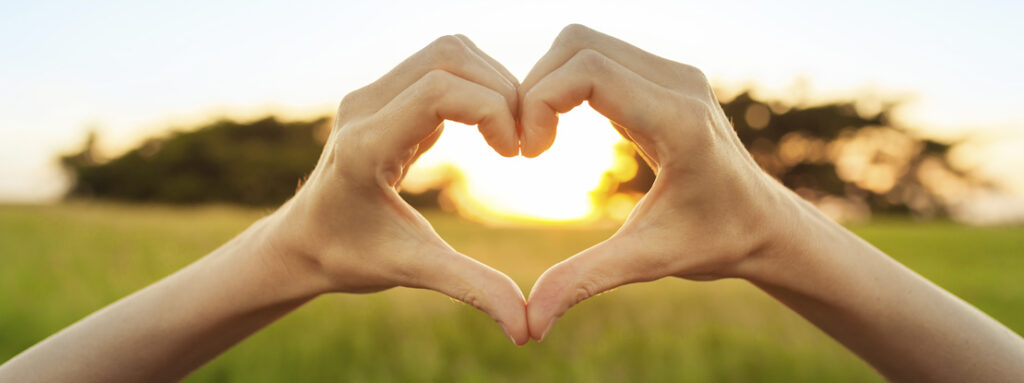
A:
[518,25,787,341]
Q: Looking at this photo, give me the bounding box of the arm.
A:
[0,34,529,382]
[0,215,322,382]
[751,195,1024,381]
[520,24,1024,382]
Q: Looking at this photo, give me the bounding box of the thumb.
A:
[411,249,529,346]
[526,236,651,342]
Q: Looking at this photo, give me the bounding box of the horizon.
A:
[2,0,1023,223]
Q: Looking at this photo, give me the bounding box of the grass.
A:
[1,203,1022,382]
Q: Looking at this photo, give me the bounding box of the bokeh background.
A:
[2,0,1022,381]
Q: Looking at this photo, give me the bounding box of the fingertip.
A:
[498,135,519,158]
[483,270,530,346]
[502,109,520,158]
[492,145,517,158]
[537,317,557,342]
[525,271,567,340]
[481,111,520,158]
[503,302,531,346]
[519,98,557,158]
[500,322,528,346]
[520,132,554,158]
[517,122,549,158]
[528,306,561,342]
[500,144,519,158]
[527,304,556,340]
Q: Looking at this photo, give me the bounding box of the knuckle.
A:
[338,93,354,110]
[671,94,716,138]
[429,34,462,53]
[336,89,362,117]
[572,278,599,306]
[673,94,712,120]
[417,69,453,99]
[428,34,468,68]
[570,48,609,74]
[456,286,484,311]
[678,63,707,81]
[555,23,593,48]
[336,120,371,154]
[335,99,349,119]
[678,63,712,92]
[331,123,376,179]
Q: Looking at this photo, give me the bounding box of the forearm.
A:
[744,190,1024,382]
[0,213,326,382]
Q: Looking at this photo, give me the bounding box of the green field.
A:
[1,203,1022,382]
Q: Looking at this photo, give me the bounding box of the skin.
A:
[2,25,1022,382]
[0,34,529,382]
[520,24,1024,382]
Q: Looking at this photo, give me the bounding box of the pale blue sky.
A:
[1,0,1022,220]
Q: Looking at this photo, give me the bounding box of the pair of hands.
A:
[4,24,1019,383]
[265,25,791,346]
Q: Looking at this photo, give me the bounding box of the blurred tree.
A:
[62,118,324,206]
[62,91,982,217]
[61,130,102,168]
[61,117,444,208]
[609,91,981,218]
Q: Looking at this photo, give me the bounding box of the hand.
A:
[520,25,794,341]
[265,35,530,345]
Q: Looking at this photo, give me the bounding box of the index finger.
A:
[519,24,711,103]
[345,35,519,119]
[453,35,520,91]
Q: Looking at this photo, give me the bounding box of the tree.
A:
[62,117,326,206]
[610,91,980,218]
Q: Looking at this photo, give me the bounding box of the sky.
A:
[1,0,1022,222]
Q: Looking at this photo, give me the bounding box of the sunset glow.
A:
[405,106,629,223]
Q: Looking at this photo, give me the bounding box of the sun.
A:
[404,106,627,224]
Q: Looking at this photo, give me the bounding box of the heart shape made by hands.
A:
[285,24,781,346]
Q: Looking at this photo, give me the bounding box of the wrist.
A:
[247,203,334,298]
[729,178,831,284]
[732,179,871,296]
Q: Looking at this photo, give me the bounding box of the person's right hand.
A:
[261,35,530,345]
[520,25,799,341]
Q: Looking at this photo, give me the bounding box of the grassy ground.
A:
[1,203,1022,382]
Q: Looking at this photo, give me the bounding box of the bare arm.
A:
[749,195,1024,381]
[0,216,322,382]
[0,34,529,382]
[520,24,1024,382]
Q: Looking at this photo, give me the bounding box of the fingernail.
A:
[538,318,557,342]
[500,323,517,346]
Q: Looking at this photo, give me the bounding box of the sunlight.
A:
[407,106,625,224]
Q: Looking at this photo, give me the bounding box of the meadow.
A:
[1,203,1022,382]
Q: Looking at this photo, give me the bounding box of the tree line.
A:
[61,92,978,218]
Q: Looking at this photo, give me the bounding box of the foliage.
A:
[62,118,326,206]
[613,92,978,218]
